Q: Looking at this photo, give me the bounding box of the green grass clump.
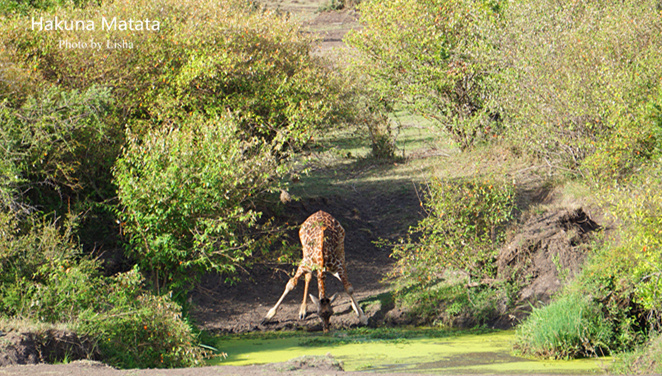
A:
[393,279,516,328]
[515,292,613,359]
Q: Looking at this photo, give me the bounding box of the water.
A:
[210,329,611,374]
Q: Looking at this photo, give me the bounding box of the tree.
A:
[345,0,504,150]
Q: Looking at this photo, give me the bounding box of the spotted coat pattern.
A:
[295,210,353,297]
[262,210,367,330]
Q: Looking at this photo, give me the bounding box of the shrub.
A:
[588,165,662,326]
[0,212,95,319]
[498,0,662,174]
[387,175,516,325]
[77,268,207,369]
[337,62,398,159]
[390,175,516,284]
[0,212,206,368]
[114,115,280,293]
[0,85,117,215]
[1,0,343,148]
[516,292,613,359]
[1,0,350,292]
[345,0,505,150]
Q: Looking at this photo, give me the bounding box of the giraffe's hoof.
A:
[298,311,307,320]
[263,308,277,324]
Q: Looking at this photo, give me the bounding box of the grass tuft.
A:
[515,292,613,359]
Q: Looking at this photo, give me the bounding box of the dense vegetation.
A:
[0,0,350,367]
[2,0,662,372]
[348,0,662,371]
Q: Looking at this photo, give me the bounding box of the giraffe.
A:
[262,210,368,332]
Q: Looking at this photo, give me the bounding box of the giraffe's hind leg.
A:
[333,272,368,325]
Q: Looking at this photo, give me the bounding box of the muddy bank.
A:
[0,355,444,376]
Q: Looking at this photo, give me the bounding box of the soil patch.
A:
[0,329,97,367]
[495,207,600,326]
[305,9,359,53]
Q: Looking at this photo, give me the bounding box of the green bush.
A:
[387,175,515,324]
[498,0,662,174]
[588,165,662,324]
[1,0,351,292]
[114,115,280,293]
[516,292,613,359]
[78,268,206,369]
[0,212,206,368]
[1,0,343,148]
[0,85,117,214]
[0,212,94,319]
[337,62,398,159]
[345,0,505,150]
[391,175,516,283]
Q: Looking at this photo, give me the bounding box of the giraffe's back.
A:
[299,211,345,271]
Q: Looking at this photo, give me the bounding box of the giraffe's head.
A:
[310,293,338,332]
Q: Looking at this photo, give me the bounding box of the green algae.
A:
[210,329,612,374]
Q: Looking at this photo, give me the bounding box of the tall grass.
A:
[515,292,613,359]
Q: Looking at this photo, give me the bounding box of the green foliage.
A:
[514,165,662,360]
[0,212,93,319]
[339,66,398,159]
[345,0,505,150]
[1,0,350,286]
[588,166,662,324]
[499,0,662,361]
[391,175,516,283]
[499,0,662,174]
[1,0,343,149]
[394,280,514,327]
[78,268,206,369]
[0,212,205,368]
[0,0,99,16]
[581,87,662,181]
[0,85,118,214]
[610,332,662,375]
[0,0,350,294]
[516,292,613,359]
[114,115,281,293]
[387,175,515,326]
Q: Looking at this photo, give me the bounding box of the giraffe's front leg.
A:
[299,272,312,320]
[262,266,304,324]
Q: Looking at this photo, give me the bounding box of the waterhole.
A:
[210,329,611,374]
